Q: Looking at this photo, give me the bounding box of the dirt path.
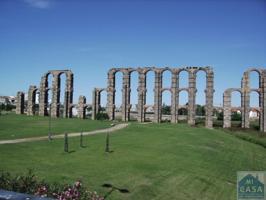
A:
[0,123,128,145]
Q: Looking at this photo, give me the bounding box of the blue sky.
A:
[0,0,265,108]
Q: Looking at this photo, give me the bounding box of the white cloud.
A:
[24,0,51,9]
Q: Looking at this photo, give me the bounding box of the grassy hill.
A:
[0,113,111,140]
[0,116,266,199]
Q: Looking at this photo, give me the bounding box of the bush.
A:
[216,112,223,120]
[231,112,242,121]
[0,170,104,200]
[96,113,109,120]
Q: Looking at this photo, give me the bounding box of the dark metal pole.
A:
[80,131,83,147]
[48,103,52,140]
[105,131,109,152]
[64,133,68,152]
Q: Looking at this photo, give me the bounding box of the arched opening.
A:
[145,70,155,121]
[249,70,260,89]
[162,69,172,88]
[195,70,206,125]
[249,91,260,130]
[85,105,91,119]
[178,90,188,123]
[34,89,40,115]
[47,88,52,116]
[231,91,242,128]
[114,71,123,120]
[98,90,108,119]
[178,70,189,88]
[58,73,67,117]
[161,90,171,123]
[130,71,138,121]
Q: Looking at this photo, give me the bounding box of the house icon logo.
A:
[237,171,266,200]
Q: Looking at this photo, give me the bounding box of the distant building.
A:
[0,96,16,105]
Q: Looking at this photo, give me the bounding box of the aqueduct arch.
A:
[27,70,74,118]
[92,66,214,128]
[223,68,266,132]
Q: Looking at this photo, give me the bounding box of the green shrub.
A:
[231,112,242,121]
[96,113,109,120]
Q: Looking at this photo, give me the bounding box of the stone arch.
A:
[161,68,173,89]
[92,88,108,120]
[178,89,189,122]
[39,70,73,118]
[194,67,214,128]
[129,70,139,120]
[241,68,266,131]
[99,88,108,113]
[161,89,172,122]
[104,66,213,127]
[223,88,242,128]
[27,85,40,116]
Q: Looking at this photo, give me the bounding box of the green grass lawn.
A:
[0,113,111,140]
[1,119,266,200]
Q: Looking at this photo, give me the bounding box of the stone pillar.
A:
[242,73,250,128]
[153,69,162,123]
[188,70,196,125]
[51,73,60,118]
[27,85,37,116]
[63,72,74,118]
[223,90,231,128]
[205,70,214,128]
[16,91,25,114]
[121,70,131,121]
[78,95,86,119]
[39,75,48,116]
[171,71,178,123]
[92,88,101,120]
[92,88,97,120]
[137,70,146,122]
[261,70,266,132]
[107,71,115,120]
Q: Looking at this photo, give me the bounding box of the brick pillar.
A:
[78,95,86,119]
[16,91,25,114]
[121,70,131,121]
[188,70,196,125]
[205,70,214,128]
[223,90,231,128]
[154,70,162,123]
[137,70,146,122]
[27,85,37,116]
[242,73,250,128]
[107,71,115,120]
[171,71,178,123]
[51,73,60,118]
[39,75,48,116]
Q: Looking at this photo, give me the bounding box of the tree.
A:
[196,105,205,116]
[178,107,188,115]
[161,103,171,115]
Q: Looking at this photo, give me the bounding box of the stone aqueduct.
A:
[92,67,214,128]
[15,67,266,132]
